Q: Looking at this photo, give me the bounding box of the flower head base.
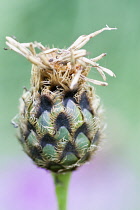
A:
[7,26,116,173]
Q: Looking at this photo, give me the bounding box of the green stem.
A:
[52,172,71,210]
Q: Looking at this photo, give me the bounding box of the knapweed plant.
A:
[6,25,116,210]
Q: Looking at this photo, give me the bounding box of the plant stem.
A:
[52,172,71,210]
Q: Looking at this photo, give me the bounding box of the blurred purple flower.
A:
[0,153,139,210]
[0,158,56,210]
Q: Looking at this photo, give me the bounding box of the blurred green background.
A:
[0,0,140,210]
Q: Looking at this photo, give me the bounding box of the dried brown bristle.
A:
[6,25,116,93]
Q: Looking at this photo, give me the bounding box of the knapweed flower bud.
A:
[6,25,116,173]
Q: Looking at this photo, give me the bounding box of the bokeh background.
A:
[0,0,140,210]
